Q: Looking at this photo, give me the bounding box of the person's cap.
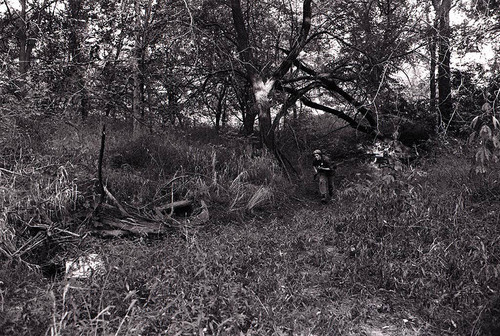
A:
[313,149,322,155]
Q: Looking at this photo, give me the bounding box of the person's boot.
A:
[321,195,327,204]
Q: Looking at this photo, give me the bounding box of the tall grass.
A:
[0,119,294,334]
[104,128,290,219]
[2,117,500,335]
[328,144,500,334]
[44,145,495,335]
[0,119,290,264]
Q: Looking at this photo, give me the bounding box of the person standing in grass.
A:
[312,149,334,203]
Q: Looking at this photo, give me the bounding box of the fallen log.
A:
[92,127,192,238]
[99,216,171,236]
[154,200,192,214]
[104,186,129,217]
[96,229,130,238]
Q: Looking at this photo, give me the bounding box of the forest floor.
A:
[2,166,442,336]
[2,126,499,335]
[52,185,435,336]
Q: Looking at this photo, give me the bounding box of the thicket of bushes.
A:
[1,114,500,335]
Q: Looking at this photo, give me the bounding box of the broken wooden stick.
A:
[104,186,129,217]
[154,200,192,213]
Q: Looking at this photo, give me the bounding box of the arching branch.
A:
[300,96,381,137]
[271,81,322,133]
[277,83,383,138]
[293,60,378,127]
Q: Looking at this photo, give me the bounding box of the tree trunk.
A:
[214,84,227,132]
[230,0,259,138]
[5,0,37,97]
[18,0,29,76]
[435,0,453,126]
[240,84,257,135]
[429,16,438,123]
[16,0,34,94]
[251,76,275,151]
[68,0,88,120]
[242,108,257,135]
[229,0,312,150]
[132,0,144,136]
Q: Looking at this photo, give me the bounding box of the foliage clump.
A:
[469,102,500,173]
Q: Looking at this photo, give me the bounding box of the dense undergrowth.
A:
[1,116,500,335]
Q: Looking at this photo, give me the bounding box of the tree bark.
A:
[68,0,88,120]
[429,15,438,121]
[252,76,276,150]
[215,92,227,132]
[239,83,257,136]
[433,0,452,127]
[242,107,257,135]
[132,0,144,136]
[229,0,260,138]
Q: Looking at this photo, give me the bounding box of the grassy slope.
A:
[1,119,500,335]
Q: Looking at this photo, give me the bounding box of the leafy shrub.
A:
[469,102,500,173]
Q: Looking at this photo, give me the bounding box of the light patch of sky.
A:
[395,6,498,93]
[0,1,19,12]
[450,8,497,71]
[1,0,65,14]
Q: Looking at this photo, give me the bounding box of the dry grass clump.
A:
[0,119,90,334]
[0,127,85,263]
[0,120,294,335]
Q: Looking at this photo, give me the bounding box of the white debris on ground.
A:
[65,253,105,279]
[365,139,417,171]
